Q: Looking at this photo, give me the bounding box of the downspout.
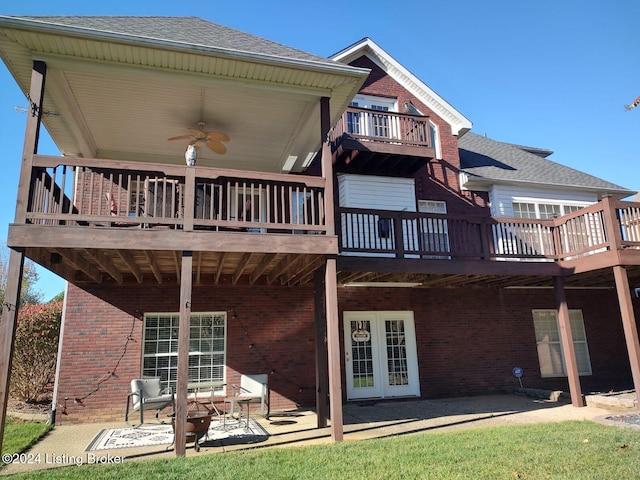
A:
[50,282,69,425]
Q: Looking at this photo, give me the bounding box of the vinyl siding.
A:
[489,185,597,217]
[338,174,416,211]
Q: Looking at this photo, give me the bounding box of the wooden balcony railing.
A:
[21,155,640,264]
[331,107,432,148]
[337,197,640,262]
[26,155,326,234]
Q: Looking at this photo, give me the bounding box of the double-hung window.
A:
[532,309,592,377]
[142,312,226,392]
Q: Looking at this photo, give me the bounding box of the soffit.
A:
[0,17,368,172]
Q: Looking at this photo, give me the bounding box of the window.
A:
[532,309,592,377]
[513,201,586,219]
[429,122,441,159]
[512,201,601,258]
[512,202,536,219]
[347,101,361,135]
[418,200,447,215]
[142,312,226,392]
[418,200,449,258]
[347,95,398,139]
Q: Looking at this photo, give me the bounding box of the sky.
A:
[0,0,638,300]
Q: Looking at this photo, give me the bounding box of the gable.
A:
[331,38,472,136]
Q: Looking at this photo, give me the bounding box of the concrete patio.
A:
[1,393,635,475]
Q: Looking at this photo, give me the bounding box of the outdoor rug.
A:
[86,418,269,451]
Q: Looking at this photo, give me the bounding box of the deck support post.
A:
[175,251,193,456]
[554,276,584,407]
[314,265,329,428]
[0,250,25,455]
[612,265,640,408]
[320,96,343,441]
[325,258,343,441]
[0,60,46,455]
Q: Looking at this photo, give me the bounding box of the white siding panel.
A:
[338,174,416,211]
[489,185,597,217]
[338,174,417,258]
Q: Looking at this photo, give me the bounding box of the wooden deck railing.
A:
[331,107,431,148]
[26,155,327,234]
[337,197,640,262]
[21,156,640,262]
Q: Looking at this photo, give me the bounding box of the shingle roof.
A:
[458,132,634,196]
[7,15,338,67]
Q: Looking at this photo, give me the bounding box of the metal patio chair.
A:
[125,377,174,426]
[224,373,270,422]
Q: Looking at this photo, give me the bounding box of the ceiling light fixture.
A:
[342,282,422,288]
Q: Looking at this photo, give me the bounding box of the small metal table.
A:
[223,396,253,429]
[187,380,225,416]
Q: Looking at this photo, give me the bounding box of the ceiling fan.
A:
[168,121,230,155]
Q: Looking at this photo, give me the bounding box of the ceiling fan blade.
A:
[188,128,207,137]
[206,140,227,155]
[167,134,192,141]
[208,132,230,142]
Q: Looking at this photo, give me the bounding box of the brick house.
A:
[1,16,640,456]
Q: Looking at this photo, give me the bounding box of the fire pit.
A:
[171,409,213,452]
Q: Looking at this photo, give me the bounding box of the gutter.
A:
[460,173,635,200]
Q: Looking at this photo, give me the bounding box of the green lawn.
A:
[3,420,640,479]
[2,415,52,460]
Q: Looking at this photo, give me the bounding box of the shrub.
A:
[10,301,62,402]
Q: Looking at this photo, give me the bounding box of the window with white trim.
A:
[532,309,592,377]
[418,200,450,257]
[429,122,441,159]
[513,201,586,219]
[347,95,398,139]
[142,312,226,392]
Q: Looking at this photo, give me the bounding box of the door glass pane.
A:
[350,320,374,388]
[385,320,409,386]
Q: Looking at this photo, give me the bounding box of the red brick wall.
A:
[347,55,489,214]
[57,282,635,424]
[339,286,634,398]
[56,283,319,424]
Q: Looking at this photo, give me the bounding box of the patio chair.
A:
[125,378,175,426]
[225,373,270,421]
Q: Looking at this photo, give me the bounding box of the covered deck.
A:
[8,154,334,287]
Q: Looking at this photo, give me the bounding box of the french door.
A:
[344,311,420,400]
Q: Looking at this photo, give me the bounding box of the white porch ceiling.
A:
[0,17,369,172]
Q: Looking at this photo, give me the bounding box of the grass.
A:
[3,420,640,479]
[2,415,52,460]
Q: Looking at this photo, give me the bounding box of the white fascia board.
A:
[331,38,472,136]
[462,175,633,200]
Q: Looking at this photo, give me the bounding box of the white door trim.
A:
[344,311,420,400]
